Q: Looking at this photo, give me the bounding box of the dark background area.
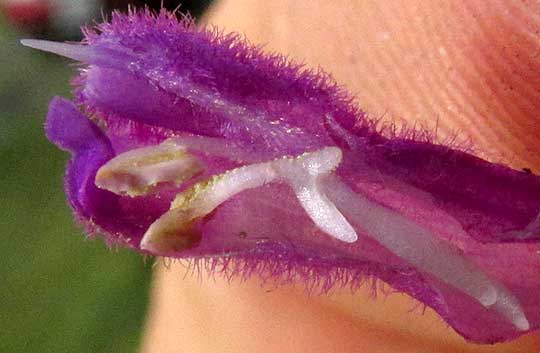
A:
[0,1,213,352]
[105,0,212,18]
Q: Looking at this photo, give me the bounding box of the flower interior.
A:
[21,9,540,343]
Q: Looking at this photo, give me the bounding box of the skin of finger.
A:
[140,1,540,352]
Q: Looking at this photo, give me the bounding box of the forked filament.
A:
[95,138,529,331]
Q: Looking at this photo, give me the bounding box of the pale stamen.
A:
[139,147,358,254]
[324,176,529,331]
[95,140,529,331]
[95,141,203,196]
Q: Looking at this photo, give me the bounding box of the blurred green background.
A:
[0,2,212,352]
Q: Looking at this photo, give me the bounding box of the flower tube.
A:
[23,9,540,343]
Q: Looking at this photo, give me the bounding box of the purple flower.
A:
[22,9,540,343]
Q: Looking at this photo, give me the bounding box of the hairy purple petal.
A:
[46,97,170,247]
[27,9,540,343]
[46,97,115,222]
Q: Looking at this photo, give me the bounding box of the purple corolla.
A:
[22,9,540,343]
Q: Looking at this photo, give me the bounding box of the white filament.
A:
[94,139,529,330]
[140,147,358,253]
[323,176,529,331]
[492,288,531,331]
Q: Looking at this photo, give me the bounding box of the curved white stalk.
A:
[95,139,529,331]
[140,147,357,254]
[323,176,529,331]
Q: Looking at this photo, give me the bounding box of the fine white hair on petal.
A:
[324,113,364,151]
